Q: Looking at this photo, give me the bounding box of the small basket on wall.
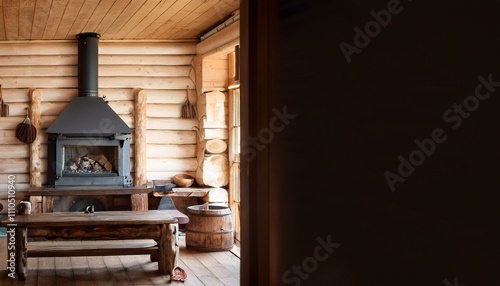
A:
[15,111,37,144]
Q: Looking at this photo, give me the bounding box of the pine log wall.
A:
[0,40,199,198]
[200,55,229,139]
[0,20,239,213]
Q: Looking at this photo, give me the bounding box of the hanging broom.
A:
[15,109,37,144]
[181,86,196,119]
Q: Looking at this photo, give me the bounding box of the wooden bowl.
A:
[173,174,194,187]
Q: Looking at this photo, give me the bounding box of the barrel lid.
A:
[187,204,231,216]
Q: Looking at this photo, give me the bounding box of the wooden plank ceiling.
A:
[0,0,239,41]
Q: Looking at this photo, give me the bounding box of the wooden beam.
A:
[159,223,178,275]
[29,196,41,214]
[28,89,42,213]
[134,89,147,186]
[196,21,240,56]
[16,227,28,280]
[29,241,158,257]
[130,193,148,211]
[228,83,241,240]
[29,89,42,188]
[42,196,53,213]
[28,224,162,239]
[192,55,203,120]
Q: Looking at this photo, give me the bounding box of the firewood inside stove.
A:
[64,154,114,174]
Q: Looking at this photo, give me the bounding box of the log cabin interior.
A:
[2,1,500,285]
[0,0,242,285]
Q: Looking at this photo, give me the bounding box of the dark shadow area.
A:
[244,0,500,285]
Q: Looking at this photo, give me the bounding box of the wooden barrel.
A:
[186,204,234,251]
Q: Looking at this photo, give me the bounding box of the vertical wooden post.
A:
[228,52,241,240]
[42,196,54,213]
[131,89,148,211]
[29,196,42,214]
[130,193,148,211]
[16,227,27,280]
[159,223,178,275]
[192,55,203,119]
[29,89,41,187]
[29,89,42,213]
[134,89,147,186]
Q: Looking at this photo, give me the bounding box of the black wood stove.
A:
[46,32,132,187]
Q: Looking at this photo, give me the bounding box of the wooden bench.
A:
[1,209,189,281]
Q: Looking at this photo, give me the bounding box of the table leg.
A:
[29,196,41,214]
[16,227,27,280]
[158,223,178,275]
[150,239,159,262]
[130,193,148,211]
[43,196,54,213]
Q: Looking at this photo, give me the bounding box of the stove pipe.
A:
[76,32,100,97]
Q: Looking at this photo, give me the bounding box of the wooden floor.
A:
[0,235,240,286]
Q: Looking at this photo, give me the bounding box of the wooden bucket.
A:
[186,204,234,251]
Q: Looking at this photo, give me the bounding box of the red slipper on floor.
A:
[171,266,187,282]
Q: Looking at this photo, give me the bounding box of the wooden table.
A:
[28,186,152,213]
[1,210,185,280]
